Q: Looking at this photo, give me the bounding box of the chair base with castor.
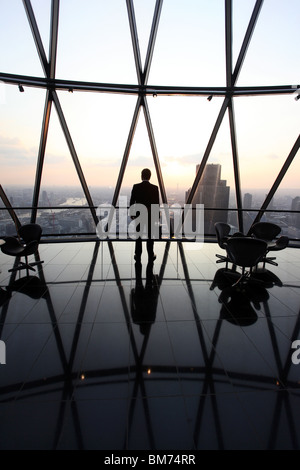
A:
[225,237,268,288]
[8,255,44,274]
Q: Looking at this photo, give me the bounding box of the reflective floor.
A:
[0,240,300,450]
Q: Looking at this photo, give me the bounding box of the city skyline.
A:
[2,179,300,206]
[1,176,300,240]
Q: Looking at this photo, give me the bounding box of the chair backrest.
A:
[249,222,281,241]
[226,237,267,268]
[215,222,231,248]
[19,224,43,244]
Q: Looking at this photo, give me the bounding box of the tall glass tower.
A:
[186,163,230,234]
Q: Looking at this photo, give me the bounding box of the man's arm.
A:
[129,185,137,219]
[130,184,136,207]
[154,185,159,205]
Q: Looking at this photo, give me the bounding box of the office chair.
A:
[249,222,289,266]
[215,222,231,267]
[225,237,268,287]
[215,222,244,268]
[1,223,44,275]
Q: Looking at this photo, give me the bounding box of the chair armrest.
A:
[275,236,289,249]
[1,237,23,249]
[1,237,25,256]
[23,240,39,256]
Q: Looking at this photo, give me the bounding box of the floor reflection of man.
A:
[131,260,159,335]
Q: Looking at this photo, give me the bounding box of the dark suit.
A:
[130,180,159,258]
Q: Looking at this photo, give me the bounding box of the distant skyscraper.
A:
[243,193,252,209]
[291,196,300,212]
[292,197,300,229]
[42,190,48,205]
[242,192,254,231]
[186,163,230,234]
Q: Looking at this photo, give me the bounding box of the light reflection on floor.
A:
[0,240,300,450]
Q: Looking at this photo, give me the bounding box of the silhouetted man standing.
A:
[130,168,159,261]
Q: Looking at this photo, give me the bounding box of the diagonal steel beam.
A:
[225,0,232,89]
[251,133,300,228]
[22,0,49,77]
[227,0,264,233]
[112,96,143,207]
[126,0,143,85]
[23,0,53,223]
[232,0,264,85]
[49,0,60,79]
[23,0,98,227]
[31,90,53,223]
[224,0,264,232]
[186,97,230,205]
[143,0,164,85]
[142,96,167,204]
[228,99,243,232]
[0,185,22,231]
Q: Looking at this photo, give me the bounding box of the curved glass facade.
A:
[1,2,300,452]
[0,0,299,240]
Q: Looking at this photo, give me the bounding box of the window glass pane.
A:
[232,0,256,69]
[0,0,44,76]
[56,0,137,83]
[0,208,33,237]
[0,85,45,192]
[236,0,300,85]
[234,94,300,235]
[37,103,91,235]
[56,91,138,202]
[31,0,51,59]
[134,0,157,67]
[0,1,299,242]
[149,0,226,86]
[235,95,300,190]
[260,148,300,240]
[188,112,236,235]
[147,95,224,204]
[38,102,81,189]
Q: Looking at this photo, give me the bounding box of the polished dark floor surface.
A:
[0,240,300,450]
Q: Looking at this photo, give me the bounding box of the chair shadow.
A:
[7,275,49,299]
[210,267,282,326]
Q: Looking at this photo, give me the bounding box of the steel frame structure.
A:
[0,0,299,237]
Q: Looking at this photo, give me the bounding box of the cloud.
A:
[161,153,204,166]
[0,135,20,146]
[43,152,69,165]
[0,133,70,167]
[0,134,36,166]
[127,155,153,167]
[267,153,281,160]
[85,154,154,169]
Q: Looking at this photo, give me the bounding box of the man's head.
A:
[141,168,151,181]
